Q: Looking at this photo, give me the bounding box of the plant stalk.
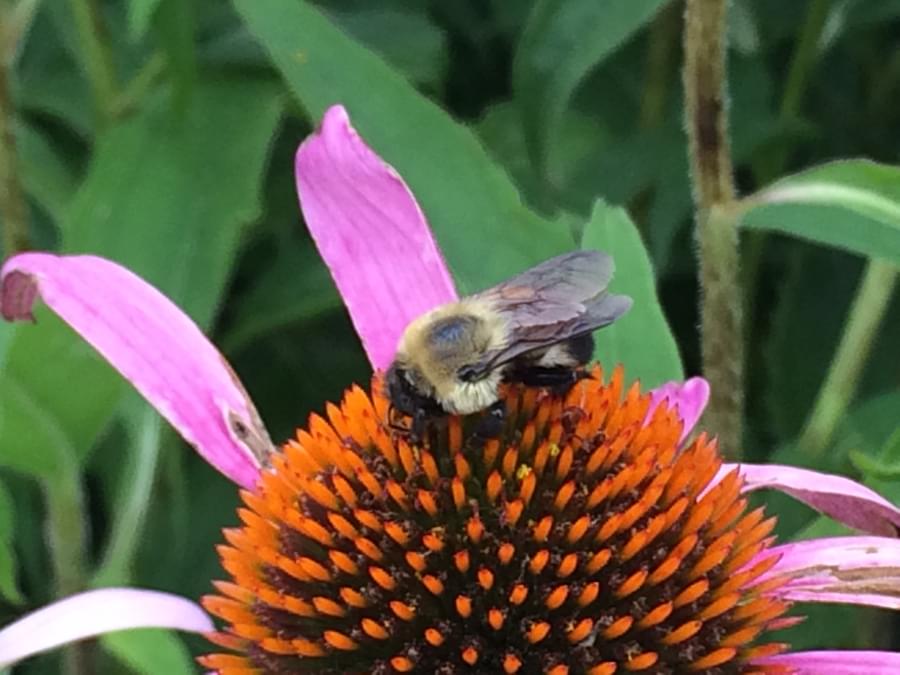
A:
[44,466,90,675]
[68,0,118,126]
[798,259,898,457]
[683,0,743,457]
[0,24,29,255]
[744,0,830,322]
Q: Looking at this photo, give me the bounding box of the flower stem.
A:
[0,23,30,255]
[683,0,743,457]
[639,3,680,130]
[93,405,162,586]
[44,467,90,675]
[798,259,899,457]
[67,0,118,126]
[744,0,830,324]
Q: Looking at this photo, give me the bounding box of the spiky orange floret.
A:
[199,366,793,674]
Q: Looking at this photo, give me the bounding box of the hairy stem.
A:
[798,259,898,457]
[68,0,118,125]
[0,27,29,254]
[683,0,742,457]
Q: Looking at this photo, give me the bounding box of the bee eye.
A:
[458,365,479,382]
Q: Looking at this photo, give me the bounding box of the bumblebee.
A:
[385,250,632,436]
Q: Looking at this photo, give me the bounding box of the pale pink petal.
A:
[720,463,900,537]
[754,650,900,674]
[0,588,212,668]
[0,253,273,489]
[295,105,458,370]
[759,536,900,609]
[646,376,710,442]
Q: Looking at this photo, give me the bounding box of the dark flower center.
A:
[200,367,792,674]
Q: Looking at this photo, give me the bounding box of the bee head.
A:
[388,300,508,415]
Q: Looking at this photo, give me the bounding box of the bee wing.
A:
[467,250,632,374]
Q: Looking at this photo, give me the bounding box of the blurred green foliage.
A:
[0,0,898,671]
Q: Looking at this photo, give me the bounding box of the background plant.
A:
[0,0,898,672]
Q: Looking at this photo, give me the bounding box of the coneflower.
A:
[1,106,899,675]
[200,367,792,674]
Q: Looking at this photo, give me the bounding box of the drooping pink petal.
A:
[295,105,458,370]
[0,253,273,489]
[754,650,900,674]
[759,536,900,609]
[721,463,900,537]
[0,588,212,668]
[646,376,710,443]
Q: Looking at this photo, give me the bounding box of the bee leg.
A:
[467,401,506,445]
[513,366,584,392]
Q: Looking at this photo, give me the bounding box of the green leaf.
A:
[512,0,669,170]
[0,80,283,471]
[0,357,81,477]
[233,0,570,293]
[580,201,683,387]
[102,629,194,675]
[841,392,900,480]
[154,0,197,110]
[220,240,341,356]
[740,160,900,265]
[64,79,283,326]
[0,478,24,604]
[330,8,448,87]
[17,122,78,224]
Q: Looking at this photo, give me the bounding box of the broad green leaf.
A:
[580,201,683,387]
[330,8,448,87]
[102,629,194,675]
[512,0,669,171]
[17,123,78,225]
[0,356,79,477]
[0,478,24,604]
[0,80,283,471]
[64,79,283,325]
[233,0,570,293]
[220,240,341,356]
[154,0,197,110]
[740,160,900,265]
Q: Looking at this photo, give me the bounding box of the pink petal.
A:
[295,105,458,370]
[0,253,273,489]
[760,536,900,609]
[754,650,900,674]
[646,376,710,442]
[722,463,900,537]
[0,588,212,667]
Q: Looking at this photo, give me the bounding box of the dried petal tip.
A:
[295,104,457,371]
[202,366,793,674]
[0,253,273,489]
[0,269,39,321]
